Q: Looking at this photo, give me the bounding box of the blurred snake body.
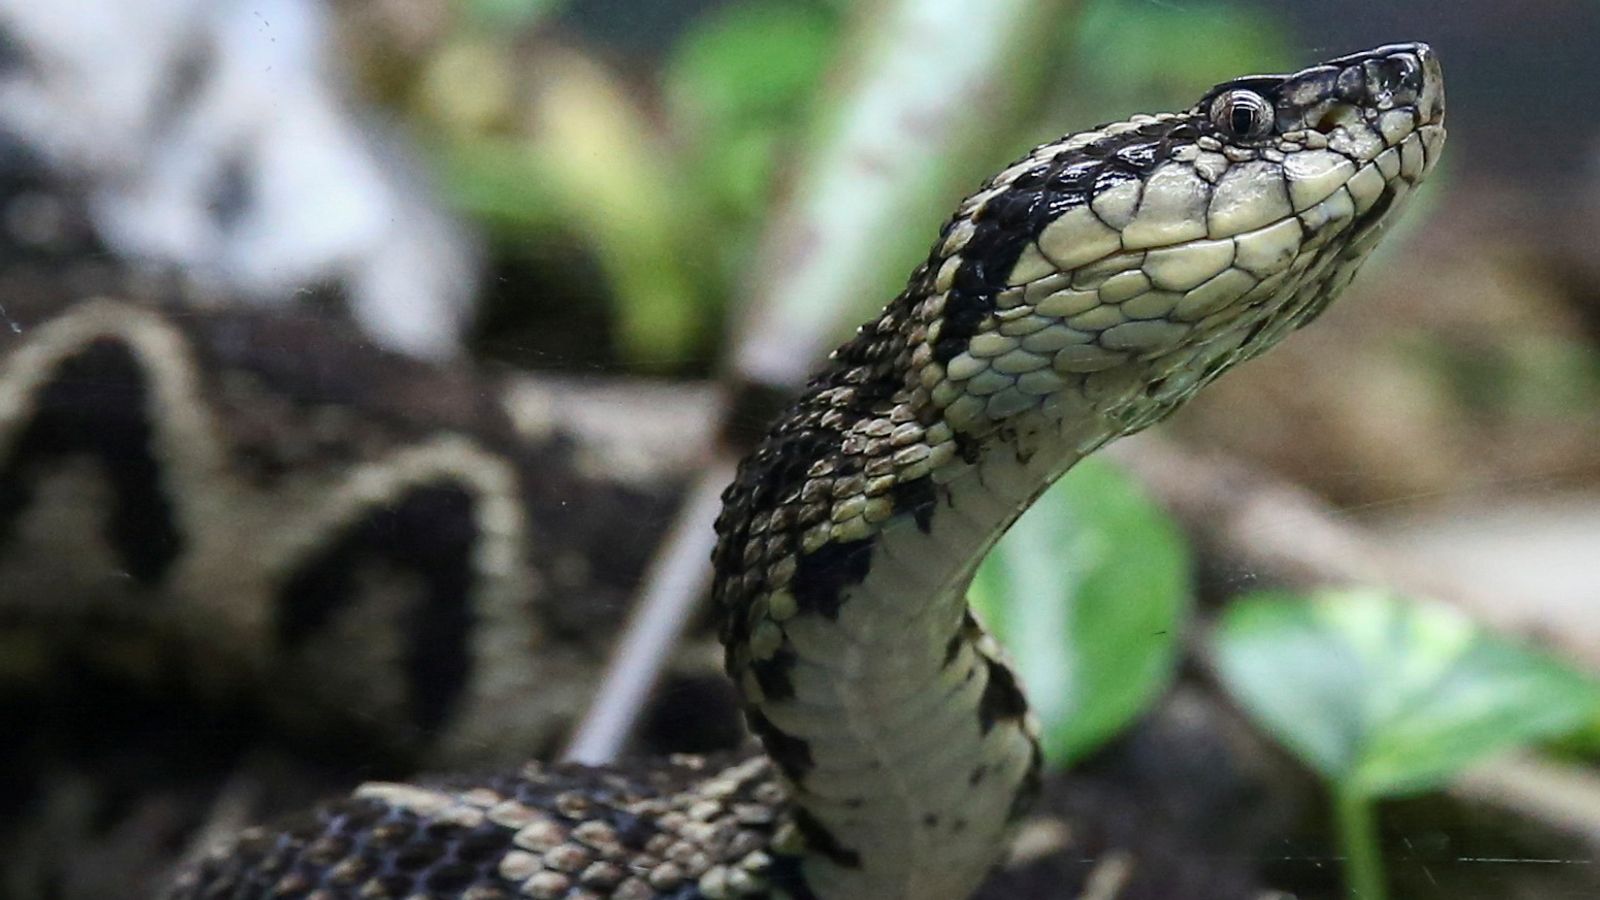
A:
[170,44,1444,900]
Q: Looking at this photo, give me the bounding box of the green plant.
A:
[421,1,841,369]
[664,0,839,231]
[1213,588,1600,900]
[971,457,1191,764]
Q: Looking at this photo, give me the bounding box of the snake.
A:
[117,41,1444,900]
[0,215,731,891]
[0,287,716,759]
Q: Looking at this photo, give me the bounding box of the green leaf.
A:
[662,1,839,229]
[664,1,836,131]
[971,457,1190,765]
[1213,589,1600,798]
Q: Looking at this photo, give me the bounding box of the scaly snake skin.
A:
[0,152,733,895]
[169,44,1445,900]
[0,287,729,896]
[0,292,701,765]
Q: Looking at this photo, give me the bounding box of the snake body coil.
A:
[170,44,1445,900]
[0,289,701,764]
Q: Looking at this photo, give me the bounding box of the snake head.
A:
[915,42,1445,441]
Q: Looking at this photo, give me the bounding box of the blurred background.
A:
[3,1,1600,898]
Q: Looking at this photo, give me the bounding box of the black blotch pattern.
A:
[1092,165,1140,195]
[1048,158,1100,194]
[749,644,798,702]
[275,482,477,735]
[1349,185,1397,238]
[929,112,1212,364]
[953,431,983,465]
[0,339,183,583]
[713,425,844,665]
[943,632,964,667]
[745,708,813,781]
[790,537,873,621]
[1335,65,1366,102]
[718,427,837,553]
[1009,743,1045,822]
[792,807,862,869]
[977,657,1029,735]
[890,475,937,534]
[929,162,1051,364]
[1112,140,1160,171]
[768,853,821,900]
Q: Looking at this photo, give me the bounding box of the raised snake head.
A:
[912,42,1446,445]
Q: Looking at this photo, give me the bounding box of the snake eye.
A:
[1209,89,1275,140]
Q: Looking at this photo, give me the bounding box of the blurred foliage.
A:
[971,457,1190,765]
[418,43,721,366]
[370,0,1303,372]
[1550,714,1600,761]
[1044,0,1292,135]
[1074,0,1291,90]
[1415,333,1600,419]
[1214,588,1600,899]
[1216,589,1600,796]
[462,0,570,31]
[399,0,847,369]
[664,0,838,233]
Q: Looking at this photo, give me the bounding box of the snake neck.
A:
[711,276,1117,899]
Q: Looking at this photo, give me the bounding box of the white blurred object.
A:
[1372,494,1600,663]
[0,0,478,358]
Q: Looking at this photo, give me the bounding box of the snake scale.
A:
[14,43,1444,900]
[0,189,731,893]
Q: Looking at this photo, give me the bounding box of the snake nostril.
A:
[1312,103,1361,135]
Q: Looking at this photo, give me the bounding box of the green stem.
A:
[1334,783,1387,900]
